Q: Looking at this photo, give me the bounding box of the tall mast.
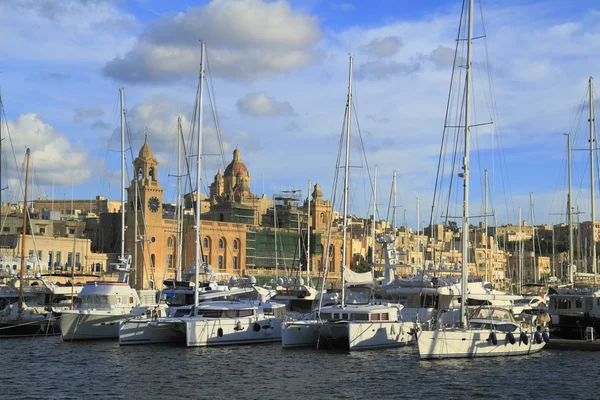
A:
[590,77,597,284]
[518,207,522,294]
[176,116,183,281]
[416,197,420,268]
[18,149,30,320]
[460,0,474,327]
[274,194,278,279]
[120,88,125,261]
[530,192,536,283]
[392,170,397,238]
[194,42,205,316]
[372,168,377,264]
[404,209,408,265]
[484,169,488,282]
[565,132,574,286]
[307,180,311,284]
[341,55,353,307]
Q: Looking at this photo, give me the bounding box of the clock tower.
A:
[126,135,167,289]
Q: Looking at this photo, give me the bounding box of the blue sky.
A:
[1,0,600,230]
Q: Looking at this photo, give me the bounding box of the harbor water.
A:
[3,337,599,399]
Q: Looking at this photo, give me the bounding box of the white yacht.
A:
[56,257,157,341]
[185,286,286,347]
[118,277,236,346]
[418,306,548,359]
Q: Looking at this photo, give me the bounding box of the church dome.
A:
[224,149,249,177]
[139,136,154,159]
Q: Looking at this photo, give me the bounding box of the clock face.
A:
[148,197,160,213]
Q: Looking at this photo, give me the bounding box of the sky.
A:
[2,0,600,231]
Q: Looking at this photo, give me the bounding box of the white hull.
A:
[186,317,283,347]
[417,328,546,359]
[319,321,416,350]
[119,318,186,345]
[58,312,125,340]
[281,320,320,348]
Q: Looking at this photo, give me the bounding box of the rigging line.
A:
[318,99,348,316]
[430,0,466,233]
[205,54,227,170]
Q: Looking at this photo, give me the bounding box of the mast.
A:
[530,192,536,283]
[404,209,408,265]
[416,197,420,268]
[518,207,522,294]
[565,133,574,286]
[120,88,126,262]
[193,42,205,316]
[484,169,488,282]
[176,116,183,281]
[341,55,353,308]
[372,168,377,264]
[493,209,498,283]
[590,77,597,285]
[460,0,474,327]
[274,194,278,279]
[307,180,311,284]
[18,149,30,320]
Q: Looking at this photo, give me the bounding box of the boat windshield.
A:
[470,308,514,322]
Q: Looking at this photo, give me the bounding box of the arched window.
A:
[218,255,224,270]
[149,167,155,181]
[321,213,326,224]
[203,238,209,248]
[218,238,224,249]
[167,236,174,249]
[233,239,239,250]
[137,167,143,180]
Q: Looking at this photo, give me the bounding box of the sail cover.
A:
[343,266,373,286]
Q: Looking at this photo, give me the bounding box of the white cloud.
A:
[103,0,321,82]
[6,113,91,186]
[236,92,295,116]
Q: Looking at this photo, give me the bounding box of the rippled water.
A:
[3,337,600,399]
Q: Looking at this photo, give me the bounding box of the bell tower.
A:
[126,134,165,289]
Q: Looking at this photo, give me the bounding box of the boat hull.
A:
[119,318,186,345]
[58,312,126,341]
[550,314,600,340]
[319,321,415,350]
[0,317,59,338]
[417,328,546,359]
[281,320,320,348]
[186,317,283,347]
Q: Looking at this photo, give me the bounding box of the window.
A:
[2,227,9,232]
[219,239,224,249]
[233,239,238,250]
[75,253,80,268]
[218,255,224,269]
[29,250,34,258]
[149,167,155,180]
[203,238,209,248]
[38,251,42,261]
[39,227,46,234]
[233,256,239,270]
[48,252,53,267]
[69,228,76,235]
[67,252,73,267]
[167,236,174,249]
[166,254,173,269]
[138,167,143,180]
[202,255,208,264]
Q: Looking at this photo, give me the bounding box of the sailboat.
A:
[56,89,157,341]
[416,0,547,359]
[283,56,415,350]
[0,149,60,337]
[547,78,600,341]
